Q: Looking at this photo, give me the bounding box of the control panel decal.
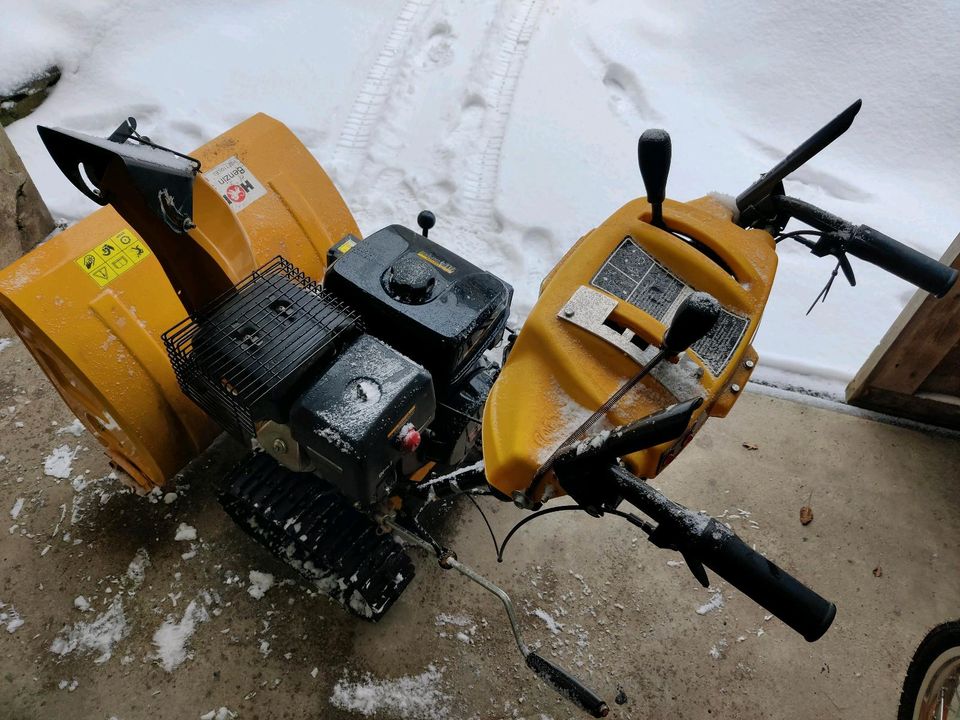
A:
[591,237,748,376]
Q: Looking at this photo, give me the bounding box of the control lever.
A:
[523,293,721,505]
[417,210,436,238]
[638,129,672,229]
[385,518,610,717]
[663,291,721,355]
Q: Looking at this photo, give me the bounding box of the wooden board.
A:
[846,234,960,427]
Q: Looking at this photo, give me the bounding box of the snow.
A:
[330,665,450,720]
[50,597,127,663]
[56,419,86,437]
[247,571,275,600]
[199,709,235,720]
[174,523,197,542]
[696,591,724,616]
[43,445,78,479]
[0,600,24,633]
[9,498,24,519]
[74,595,90,612]
[3,2,957,390]
[152,599,209,672]
[0,338,13,353]
[532,608,563,635]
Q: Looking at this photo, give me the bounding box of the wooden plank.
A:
[847,233,960,401]
[919,344,960,397]
[0,124,54,267]
[850,385,960,430]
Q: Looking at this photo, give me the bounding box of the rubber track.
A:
[219,452,414,621]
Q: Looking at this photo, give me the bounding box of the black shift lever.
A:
[638,129,672,229]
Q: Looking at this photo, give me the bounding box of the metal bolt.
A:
[744,359,755,369]
[272,438,287,454]
[563,307,575,318]
[730,383,741,394]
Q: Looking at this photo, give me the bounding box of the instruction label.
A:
[202,156,267,213]
[75,228,152,288]
[591,237,749,376]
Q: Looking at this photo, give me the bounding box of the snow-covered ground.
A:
[2,1,958,393]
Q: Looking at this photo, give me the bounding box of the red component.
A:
[399,426,421,453]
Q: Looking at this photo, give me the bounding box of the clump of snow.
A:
[532,608,563,635]
[709,638,729,660]
[44,445,78,479]
[330,665,450,720]
[0,600,24,633]
[199,709,236,720]
[125,548,150,587]
[74,596,90,612]
[696,591,725,616]
[56,419,86,437]
[0,338,14,353]
[175,523,197,542]
[50,597,127,663]
[152,599,210,672]
[58,679,79,692]
[163,492,179,505]
[247,571,275,600]
[9,497,24,519]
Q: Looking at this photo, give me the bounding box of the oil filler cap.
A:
[386,254,436,304]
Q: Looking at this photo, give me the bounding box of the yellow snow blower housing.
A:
[0,114,359,491]
[482,195,777,500]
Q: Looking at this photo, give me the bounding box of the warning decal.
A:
[591,237,749,376]
[75,228,152,288]
[202,156,267,213]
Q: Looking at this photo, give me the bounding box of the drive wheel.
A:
[899,621,960,720]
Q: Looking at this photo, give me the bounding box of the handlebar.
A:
[772,195,957,297]
[609,466,836,642]
[846,225,957,298]
[526,653,610,717]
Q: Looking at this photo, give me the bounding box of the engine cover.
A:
[323,225,512,385]
[289,333,435,504]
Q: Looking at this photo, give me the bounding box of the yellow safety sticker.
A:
[75,228,152,288]
[416,250,455,274]
[337,238,356,254]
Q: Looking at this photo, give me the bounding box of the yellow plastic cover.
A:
[0,114,359,491]
[482,195,777,500]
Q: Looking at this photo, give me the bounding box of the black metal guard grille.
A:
[163,256,361,437]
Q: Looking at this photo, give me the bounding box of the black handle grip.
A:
[638,129,671,207]
[846,225,957,297]
[526,652,609,718]
[611,466,836,643]
[695,519,836,642]
[662,291,721,354]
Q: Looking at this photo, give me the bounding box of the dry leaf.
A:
[873,566,882,578]
[799,506,813,525]
[742,442,758,451]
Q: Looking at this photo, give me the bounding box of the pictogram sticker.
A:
[75,228,152,288]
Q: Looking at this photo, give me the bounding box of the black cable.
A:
[775,229,823,246]
[466,493,499,558]
[496,506,586,562]
[437,402,482,425]
[460,494,659,564]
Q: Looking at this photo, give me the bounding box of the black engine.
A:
[164,222,512,507]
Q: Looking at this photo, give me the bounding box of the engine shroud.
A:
[323,224,512,387]
[162,256,361,438]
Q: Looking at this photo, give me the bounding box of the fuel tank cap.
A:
[386,254,436,303]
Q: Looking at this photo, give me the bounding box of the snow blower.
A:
[2,100,955,716]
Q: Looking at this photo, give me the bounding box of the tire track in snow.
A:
[333,0,436,186]
[458,0,544,229]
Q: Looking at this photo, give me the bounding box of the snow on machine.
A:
[1,100,955,716]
